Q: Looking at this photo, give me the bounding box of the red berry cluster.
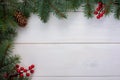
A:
[3,64,35,79]
[15,64,35,77]
[94,2,106,19]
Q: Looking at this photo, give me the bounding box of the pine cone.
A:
[14,11,27,27]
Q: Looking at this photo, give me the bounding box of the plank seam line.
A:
[15,42,120,44]
[31,75,120,77]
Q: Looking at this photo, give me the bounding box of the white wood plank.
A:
[31,77,120,80]
[15,13,120,43]
[13,44,120,76]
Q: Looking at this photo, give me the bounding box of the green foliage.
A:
[114,0,120,19]
[0,20,17,42]
[66,0,83,10]
[1,0,120,23]
[0,40,20,80]
[83,0,94,18]
[19,0,34,18]
[38,0,51,22]
[114,6,120,19]
[104,0,113,15]
[31,0,120,22]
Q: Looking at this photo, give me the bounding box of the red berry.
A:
[31,64,35,68]
[30,70,34,74]
[17,69,21,73]
[98,2,102,5]
[20,74,24,77]
[94,11,98,15]
[96,15,100,19]
[24,69,27,72]
[98,5,102,9]
[100,13,103,17]
[29,66,32,70]
[26,73,30,77]
[98,2,103,6]
[16,64,19,68]
[20,67,24,71]
[96,7,101,11]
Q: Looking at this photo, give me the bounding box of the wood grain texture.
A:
[15,13,120,43]
[13,44,120,76]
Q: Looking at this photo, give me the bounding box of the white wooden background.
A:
[13,12,120,80]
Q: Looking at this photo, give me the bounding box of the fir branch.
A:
[37,0,51,22]
[66,0,82,10]
[84,0,94,18]
[48,1,66,18]
[1,0,7,19]
[113,0,120,19]
[104,0,114,15]
[0,41,11,67]
[114,6,120,19]
[0,55,20,71]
